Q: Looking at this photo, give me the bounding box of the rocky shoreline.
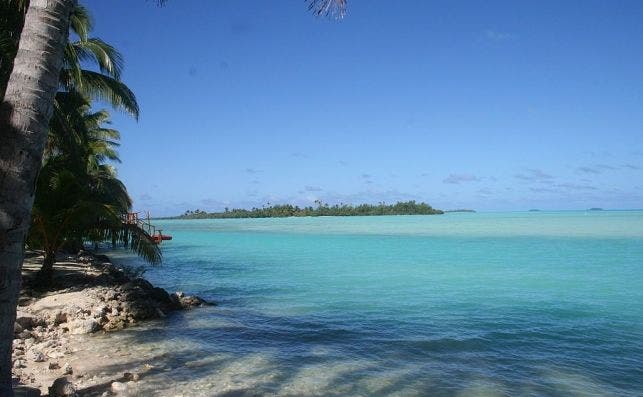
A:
[13,252,212,397]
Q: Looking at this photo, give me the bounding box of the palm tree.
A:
[3,2,143,288]
[29,92,160,286]
[0,1,347,392]
[0,2,136,387]
[0,2,76,391]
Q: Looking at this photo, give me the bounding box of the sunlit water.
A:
[96,211,643,396]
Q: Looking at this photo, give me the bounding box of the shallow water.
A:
[102,211,643,396]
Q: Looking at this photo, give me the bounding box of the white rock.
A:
[92,304,108,318]
[32,351,46,362]
[111,381,127,393]
[13,358,26,368]
[48,350,65,359]
[52,310,68,324]
[68,318,100,334]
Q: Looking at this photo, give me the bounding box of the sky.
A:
[84,0,643,215]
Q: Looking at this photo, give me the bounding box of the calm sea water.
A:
[103,211,643,396]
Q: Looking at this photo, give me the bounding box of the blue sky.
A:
[85,0,643,215]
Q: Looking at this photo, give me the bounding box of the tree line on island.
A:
[175,200,445,219]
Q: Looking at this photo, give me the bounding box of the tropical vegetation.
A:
[2,3,160,288]
[177,201,444,219]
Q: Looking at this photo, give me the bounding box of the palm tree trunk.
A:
[35,250,56,288]
[0,0,76,394]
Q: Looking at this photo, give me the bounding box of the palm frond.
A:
[122,224,162,265]
[60,69,139,118]
[68,38,123,79]
[70,4,93,41]
[83,109,112,126]
[307,0,347,18]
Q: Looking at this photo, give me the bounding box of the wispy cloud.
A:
[556,183,598,191]
[576,166,601,175]
[514,168,554,182]
[576,164,616,174]
[245,168,262,174]
[530,183,598,194]
[588,150,613,158]
[304,185,323,192]
[139,193,152,201]
[443,173,480,184]
[200,198,230,208]
[483,29,516,42]
[623,163,641,170]
[477,187,494,195]
[530,187,558,194]
[291,152,309,159]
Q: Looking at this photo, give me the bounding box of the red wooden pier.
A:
[124,212,172,244]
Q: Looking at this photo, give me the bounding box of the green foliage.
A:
[28,92,161,267]
[1,1,138,120]
[17,4,159,274]
[176,201,444,219]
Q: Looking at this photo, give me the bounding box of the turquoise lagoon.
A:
[105,211,643,396]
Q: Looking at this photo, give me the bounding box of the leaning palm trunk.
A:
[0,0,76,393]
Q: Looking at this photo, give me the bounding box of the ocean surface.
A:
[101,211,643,396]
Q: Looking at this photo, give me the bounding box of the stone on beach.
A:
[67,318,100,335]
[48,377,75,397]
[12,251,214,395]
[111,381,128,393]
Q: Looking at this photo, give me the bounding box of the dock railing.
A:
[122,212,164,243]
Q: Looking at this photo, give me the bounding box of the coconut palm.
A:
[30,91,160,285]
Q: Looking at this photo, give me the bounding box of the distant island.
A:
[529,209,541,212]
[171,201,444,219]
[588,208,604,211]
[444,209,476,213]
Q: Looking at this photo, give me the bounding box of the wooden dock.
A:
[123,212,171,244]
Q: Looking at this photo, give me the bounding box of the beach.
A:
[12,253,209,396]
